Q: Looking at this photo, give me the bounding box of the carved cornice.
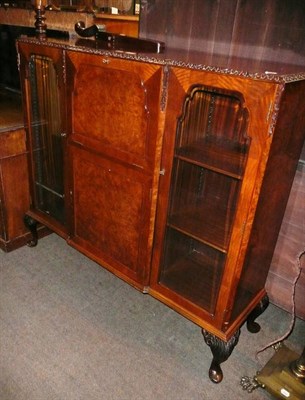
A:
[17,37,305,84]
[160,65,169,112]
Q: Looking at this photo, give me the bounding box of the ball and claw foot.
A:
[202,329,241,383]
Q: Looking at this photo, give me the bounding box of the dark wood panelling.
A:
[140,0,305,66]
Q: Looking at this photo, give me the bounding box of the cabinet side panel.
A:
[0,155,29,239]
[230,80,305,322]
[0,129,30,247]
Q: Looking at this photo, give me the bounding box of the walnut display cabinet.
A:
[17,35,305,383]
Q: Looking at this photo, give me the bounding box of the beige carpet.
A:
[1,234,304,399]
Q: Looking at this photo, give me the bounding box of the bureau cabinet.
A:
[17,37,305,383]
[0,125,30,251]
[0,89,48,251]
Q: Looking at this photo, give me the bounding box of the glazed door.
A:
[18,43,68,235]
[66,52,164,289]
[150,67,278,336]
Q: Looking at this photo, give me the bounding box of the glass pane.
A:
[168,160,240,251]
[158,85,249,315]
[160,228,225,314]
[176,87,249,178]
[29,55,65,224]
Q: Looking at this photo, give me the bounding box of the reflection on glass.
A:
[29,55,65,224]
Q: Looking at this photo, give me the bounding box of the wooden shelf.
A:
[168,202,234,252]
[176,137,248,179]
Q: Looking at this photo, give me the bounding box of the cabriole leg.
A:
[24,214,38,247]
[246,294,269,333]
[202,329,240,383]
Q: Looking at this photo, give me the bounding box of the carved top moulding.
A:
[17,35,305,84]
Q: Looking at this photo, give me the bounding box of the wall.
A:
[266,159,305,320]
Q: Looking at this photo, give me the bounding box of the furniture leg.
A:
[202,328,240,383]
[24,214,38,247]
[246,294,269,333]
